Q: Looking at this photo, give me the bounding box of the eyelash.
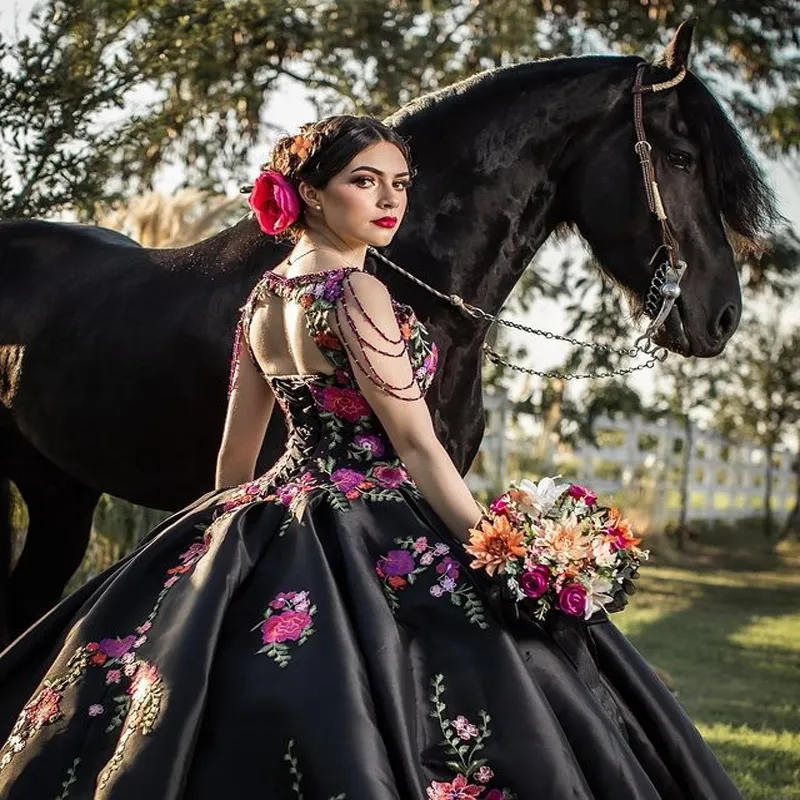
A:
[352,176,411,190]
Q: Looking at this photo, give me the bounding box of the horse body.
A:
[0,23,777,642]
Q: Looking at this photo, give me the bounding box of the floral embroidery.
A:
[55,757,81,800]
[253,590,317,667]
[284,738,347,799]
[375,538,488,628]
[426,675,515,799]
[216,268,438,521]
[0,523,213,784]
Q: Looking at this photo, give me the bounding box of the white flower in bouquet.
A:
[517,476,570,516]
[592,538,617,568]
[584,576,616,618]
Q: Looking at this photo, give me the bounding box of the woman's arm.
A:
[331,272,483,542]
[215,331,276,490]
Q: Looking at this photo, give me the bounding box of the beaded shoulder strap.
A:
[330,272,424,401]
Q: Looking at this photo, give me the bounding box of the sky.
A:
[3,1,799,403]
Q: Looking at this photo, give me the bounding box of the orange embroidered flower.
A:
[464,515,526,576]
[289,134,313,161]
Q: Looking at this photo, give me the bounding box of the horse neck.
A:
[391,57,635,320]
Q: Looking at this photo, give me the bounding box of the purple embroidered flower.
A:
[261,610,313,644]
[179,541,209,562]
[276,483,301,506]
[420,551,435,566]
[98,636,137,659]
[452,715,479,740]
[244,481,261,496]
[430,585,445,598]
[474,765,494,784]
[433,543,450,557]
[323,277,342,301]
[423,345,438,375]
[269,595,288,610]
[413,536,429,553]
[484,791,505,800]
[105,669,122,684]
[440,576,457,593]
[436,556,460,580]
[353,433,385,457]
[520,565,552,599]
[372,465,407,488]
[88,704,104,717]
[380,549,416,577]
[331,468,365,494]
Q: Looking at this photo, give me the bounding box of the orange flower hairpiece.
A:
[289,134,313,161]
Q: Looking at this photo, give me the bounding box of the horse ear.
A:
[658,19,695,71]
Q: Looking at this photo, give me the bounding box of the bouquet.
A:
[465,477,648,621]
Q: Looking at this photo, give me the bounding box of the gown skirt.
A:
[0,487,743,800]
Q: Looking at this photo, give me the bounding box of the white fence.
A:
[466,392,797,527]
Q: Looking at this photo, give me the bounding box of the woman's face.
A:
[311,141,411,248]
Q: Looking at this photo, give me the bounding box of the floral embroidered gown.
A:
[0,267,741,800]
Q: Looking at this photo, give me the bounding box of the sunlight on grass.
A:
[614,548,800,800]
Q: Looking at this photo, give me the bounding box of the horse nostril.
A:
[713,303,739,341]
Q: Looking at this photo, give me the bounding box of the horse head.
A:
[559,20,777,357]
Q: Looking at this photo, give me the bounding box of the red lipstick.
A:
[371,217,397,228]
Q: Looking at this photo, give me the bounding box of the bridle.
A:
[369,60,691,381]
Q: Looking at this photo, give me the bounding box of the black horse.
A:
[0,22,777,644]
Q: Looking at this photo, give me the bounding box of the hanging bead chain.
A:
[333,273,424,400]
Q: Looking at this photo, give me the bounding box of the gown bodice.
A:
[219,267,439,519]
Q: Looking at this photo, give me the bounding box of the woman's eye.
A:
[394,181,410,191]
[353,176,374,187]
[667,151,692,171]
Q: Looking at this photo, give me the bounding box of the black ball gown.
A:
[0,267,742,799]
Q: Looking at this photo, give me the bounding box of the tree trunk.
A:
[676,414,693,550]
[779,453,800,540]
[763,441,774,538]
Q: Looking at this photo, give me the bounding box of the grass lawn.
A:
[614,528,800,800]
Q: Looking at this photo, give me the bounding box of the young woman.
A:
[0,115,741,799]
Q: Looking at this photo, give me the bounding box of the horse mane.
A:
[385,55,780,257]
[676,71,780,254]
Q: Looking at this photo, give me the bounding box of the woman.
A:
[0,115,741,799]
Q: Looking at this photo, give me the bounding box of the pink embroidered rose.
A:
[372,465,407,488]
[568,483,597,506]
[354,433,385,457]
[474,765,494,784]
[413,536,429,553]
[261,610,313,644]
[425,774,483,799]
[520,565,552,599]
[452,715,479,740]
[248,170,300,235]
[316,386,371,421]
[26,687,62,727]
[558,582,588,617]
[331,468,365,494]
[380,549,416,577]
[99,636,137,659]
[128,663,160,704]
[105,669,122,684]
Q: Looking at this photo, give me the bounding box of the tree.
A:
[714,317,800,536]
[2,1,797,220]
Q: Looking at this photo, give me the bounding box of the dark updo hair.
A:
[262,115,413,240]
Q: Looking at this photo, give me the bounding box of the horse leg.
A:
[5,435,99,642]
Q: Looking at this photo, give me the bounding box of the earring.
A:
[315,205,321,211]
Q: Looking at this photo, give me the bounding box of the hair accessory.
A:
[248,169,301,235]
[289,134,314,161]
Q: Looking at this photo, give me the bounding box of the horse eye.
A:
[667,150,692,171]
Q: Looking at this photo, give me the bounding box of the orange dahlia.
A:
[464,515,526,576]
[605,508,641,549]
